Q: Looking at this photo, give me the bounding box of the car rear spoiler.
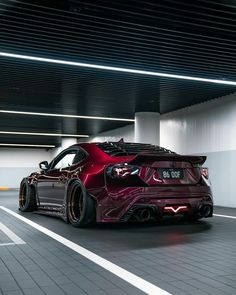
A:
[129,153,207,166]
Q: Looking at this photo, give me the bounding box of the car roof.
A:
[71,141,175,157]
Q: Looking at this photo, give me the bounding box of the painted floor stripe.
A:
[0,242,16,247]
[214,214,236,219]
[0,206,171,295]
[0,187,9,191]
[0,222,26,245]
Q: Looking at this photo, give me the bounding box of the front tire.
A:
[19,179,37,212]
[67,181,96,227]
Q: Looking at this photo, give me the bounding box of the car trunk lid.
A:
[128,154,205,186]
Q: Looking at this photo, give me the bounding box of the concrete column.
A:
[61,138,78,150]
[134,112,160,145]
[51,137,78,158]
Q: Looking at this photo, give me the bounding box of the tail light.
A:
[106,163,140,179]
[201,167,209,179]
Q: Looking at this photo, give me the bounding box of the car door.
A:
[37,149,78,210]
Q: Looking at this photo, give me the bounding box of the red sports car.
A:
[19,141,213,227]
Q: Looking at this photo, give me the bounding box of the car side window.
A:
[52,150,77,170]
[72,149,87,165]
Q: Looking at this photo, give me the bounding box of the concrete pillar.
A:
[51,137,78,158]
[61,138,78,150]
[134,112,160,145]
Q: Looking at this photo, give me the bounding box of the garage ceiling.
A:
[1,0,236,146]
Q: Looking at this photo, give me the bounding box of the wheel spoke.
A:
[69,188,83,222]
[19,185,26,208]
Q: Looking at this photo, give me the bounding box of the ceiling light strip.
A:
[0,131,89,138]
[0,143,55,148]
[0,51,236,85]
[0,110,135,122]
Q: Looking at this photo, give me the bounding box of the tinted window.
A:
[96,142,175,157]
[73,149,86,164]
[52,150,77,169]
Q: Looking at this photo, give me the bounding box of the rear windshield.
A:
[96,142,176,157]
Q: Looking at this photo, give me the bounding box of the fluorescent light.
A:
[0,131,89,137]
[0,143,55,148]
[0,109,135,122]
[1,51,236,85]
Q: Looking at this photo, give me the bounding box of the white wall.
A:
[161,92,236,207]
[160,93,236,154]
[0,148,53,188]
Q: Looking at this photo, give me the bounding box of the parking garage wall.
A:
[160,92,236,208]
[0,148,52,188]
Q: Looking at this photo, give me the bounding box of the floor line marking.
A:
[0,206,171,295]
[214,214,236,219]
[0,242,16,246]
[0,222,26,245]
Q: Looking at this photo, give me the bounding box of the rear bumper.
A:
[95,185,213,222]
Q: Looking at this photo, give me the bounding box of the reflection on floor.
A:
[0,191,236,295]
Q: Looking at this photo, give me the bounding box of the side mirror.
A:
[39,161,49,171]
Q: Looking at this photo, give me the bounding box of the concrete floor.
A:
[1,191,236,295]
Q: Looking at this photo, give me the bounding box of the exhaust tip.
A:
[134,208,151,222]
[140,209,151,221]
[200,205,212,218]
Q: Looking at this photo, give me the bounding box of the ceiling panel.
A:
[1,0,236,146]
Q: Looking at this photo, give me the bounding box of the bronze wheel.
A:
[69,186,84,223]
[67,181,96,227]
[19,179,37,212]
[19,183,27,208]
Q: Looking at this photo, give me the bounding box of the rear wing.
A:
[129,153,207,166]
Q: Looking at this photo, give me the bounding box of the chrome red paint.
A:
[26,142,213,223]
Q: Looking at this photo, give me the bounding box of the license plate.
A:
[158,168,184,179]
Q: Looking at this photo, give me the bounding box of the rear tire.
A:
[19,179,37,212]
[67,181,96,227]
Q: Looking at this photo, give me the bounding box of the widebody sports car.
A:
[19,141,213,227]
